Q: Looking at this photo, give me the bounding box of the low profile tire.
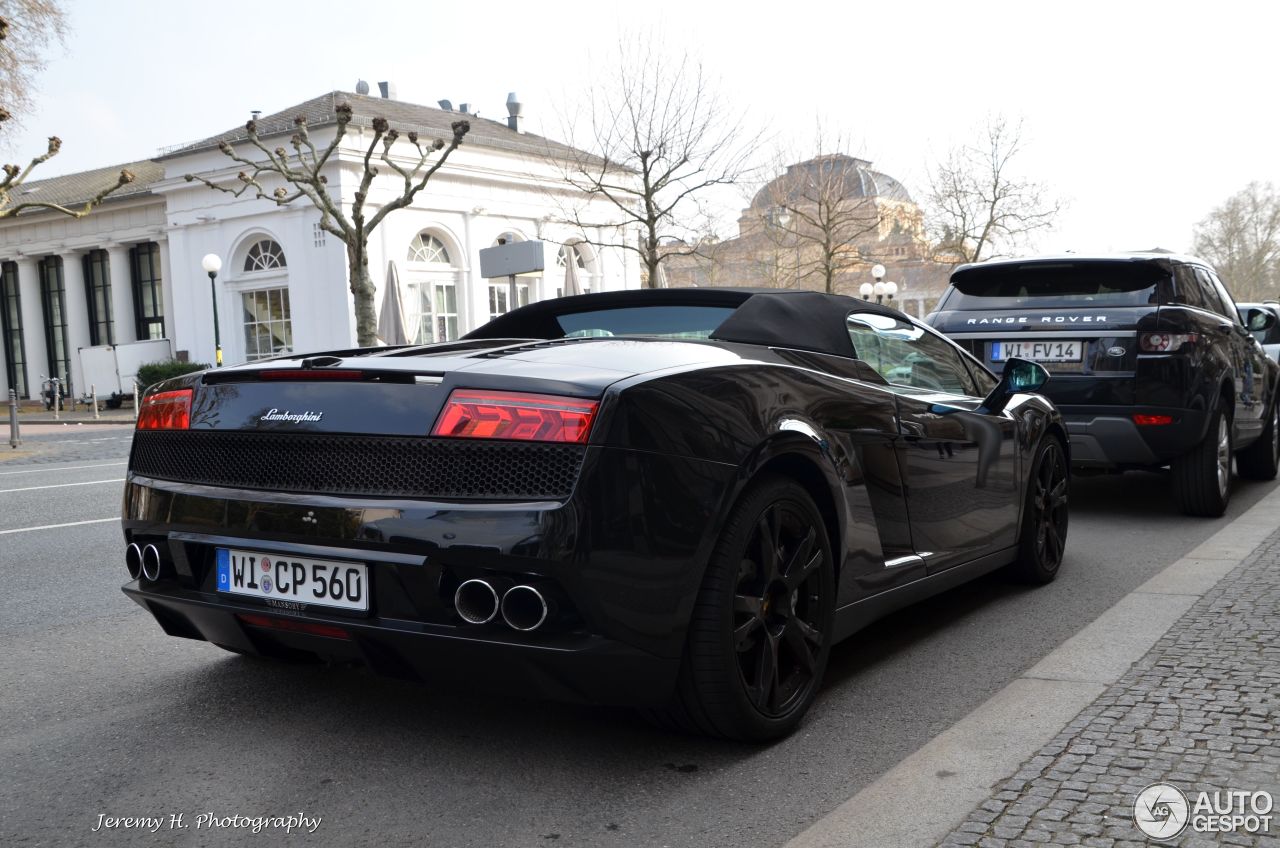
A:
[1236,398,1279,481]
[1173,403,1232,517]
[659,475,835,741]
[1006,437,1069,584]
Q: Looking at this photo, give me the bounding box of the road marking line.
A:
[0,462,127,476]
[0,478,124,493]
[0,517,118,535]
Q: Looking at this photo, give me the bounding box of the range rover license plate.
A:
[992,340,1082,362]
[215,548,368,611]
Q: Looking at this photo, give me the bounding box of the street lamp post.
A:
[201,253,223,366]
[867,263,899,306]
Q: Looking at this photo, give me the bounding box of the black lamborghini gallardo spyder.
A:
[122,288,1069,740]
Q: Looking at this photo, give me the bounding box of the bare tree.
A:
[0,3,67,133]
[1192,182,1280,300]
[757,140,882,294]
[0,11,131,217]
[554,37,753,288]
[926,116,1060,263]
[0,131,132,217]
[187,104,469,346]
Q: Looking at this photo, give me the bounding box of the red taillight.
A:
[236,613,350,640]
[1139,333,1199,353]
[431,390,598,444]
[1133,414,1175,426]
[136,389,192,430]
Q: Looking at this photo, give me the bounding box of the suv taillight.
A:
[431,390,598,444]
[137,389,193,430]
[1139,332,1199,353]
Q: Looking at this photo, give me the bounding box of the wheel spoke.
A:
[734,594,763,616]
[734,616,763,651]
[782,622,817,673]
[793,617,823,647]
[756,511,781,583]
[751,633,780,711]
[780,526,816,584]
[1046,520,1064,563]
[784,550,823,593]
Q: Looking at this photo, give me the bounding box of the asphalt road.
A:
[1,430,1274,848]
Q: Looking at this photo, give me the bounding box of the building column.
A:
[60,250,91,395]
[14,257,46,398]
[106,243,136,344]
[156,238,174,342]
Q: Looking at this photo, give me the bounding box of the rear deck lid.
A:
[929,259,1168,381]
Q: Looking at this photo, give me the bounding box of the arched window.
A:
[554,242,592,297]
[405,230,459,343]
[243,239,287,272]
[556,244,587,269]
[408,233,450,264]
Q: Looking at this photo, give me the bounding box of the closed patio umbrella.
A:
[377,260,408,345]
[562,245,583,296]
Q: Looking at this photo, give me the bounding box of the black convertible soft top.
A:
[465,288,909,359]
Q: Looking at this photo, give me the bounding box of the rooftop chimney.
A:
[506,92,523,132]
[251,110,262,121]
[378,81,397,100]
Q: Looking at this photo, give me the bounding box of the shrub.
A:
[136,360,210,392]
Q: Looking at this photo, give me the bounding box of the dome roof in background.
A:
[751,154,913,209]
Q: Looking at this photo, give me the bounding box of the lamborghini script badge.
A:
[259,408,324,424]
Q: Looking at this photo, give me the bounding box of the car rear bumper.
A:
[123,581,679,706]
[1062,406,1208,468]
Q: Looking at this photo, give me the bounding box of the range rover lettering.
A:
[123,288,1069,740]
[928,253,1280,516]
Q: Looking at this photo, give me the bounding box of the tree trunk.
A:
[347,237,377,347]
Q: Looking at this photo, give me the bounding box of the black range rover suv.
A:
[927,253,1280,516]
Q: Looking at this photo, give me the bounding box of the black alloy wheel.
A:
[659,475,834,741]
[732,499,828,718]
[1008,438,1068,584]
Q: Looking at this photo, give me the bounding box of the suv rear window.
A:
[946,262,1169,310]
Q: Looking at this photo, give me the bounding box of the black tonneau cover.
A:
[465,288,907,359]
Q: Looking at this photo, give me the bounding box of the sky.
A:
[6,0,1276,256]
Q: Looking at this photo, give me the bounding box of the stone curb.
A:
[784,483,1280,848]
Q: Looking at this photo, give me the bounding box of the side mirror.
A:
[982,357,1050,414]
[1246,308,1276,332]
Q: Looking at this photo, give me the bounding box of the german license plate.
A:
[215,548,368,612]
[992,340,1082,362]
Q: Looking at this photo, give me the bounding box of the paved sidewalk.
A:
[937,532,1280,847]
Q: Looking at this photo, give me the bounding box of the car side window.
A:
[847,312,976,396]
[1206,270,1243,324]
[1172,265,1205,309]
[1195,268,1239,323]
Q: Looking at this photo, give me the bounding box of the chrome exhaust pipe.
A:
[454,578,501,625]
[141,544,163,582]
[125,543,143,580]
[501,584,550,632]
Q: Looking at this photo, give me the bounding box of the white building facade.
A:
[0,90,640,399]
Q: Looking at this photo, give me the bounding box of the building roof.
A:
[751,154,914,209]
[160,90,593,164]
[6,158,164,214]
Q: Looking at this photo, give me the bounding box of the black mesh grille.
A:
[130,430,586,500]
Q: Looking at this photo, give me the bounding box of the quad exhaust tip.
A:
[454,578,501,625]
[140,544,163,582]
[125,543,142,580]
[501,585,549,632]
